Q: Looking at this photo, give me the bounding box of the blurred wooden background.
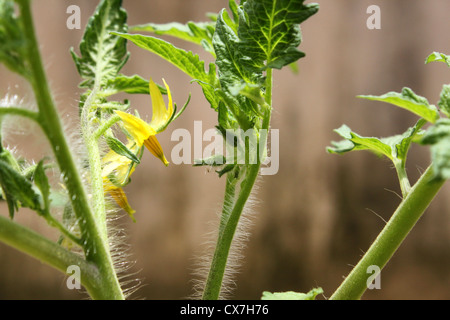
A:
[0,0,449,299]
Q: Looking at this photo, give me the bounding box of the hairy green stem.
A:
[80,88,108,237]
[202,69,273,300]
[394,160,411,198]
[94,114,121,140]
[0,215,101,297]
[42,211,83,247]
[202,164,262,300]
[330,165,445,300]
[15,0,123,299]
[0,107,39,121]
[218,173,238,236]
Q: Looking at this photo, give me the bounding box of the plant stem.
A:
[202,164,261,300]
[0,107,39,122]
[202,69,273,300]
[94,114,121,139]
[0,215,101,297]
[394,159,411,198]
[218,173,238,236]
[330,165,445,300]
[43,211,83,247]
[16,0,123,299]
[80,88,108,236]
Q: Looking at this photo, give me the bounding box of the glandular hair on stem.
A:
[189,175,261,300]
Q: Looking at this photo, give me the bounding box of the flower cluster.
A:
[102,78,184,221]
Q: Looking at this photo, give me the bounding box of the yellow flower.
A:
[102,143,137,184]
[114,78,176,166]
[106,186,136,222]
[102,77,187,221]
[102,143,138,221]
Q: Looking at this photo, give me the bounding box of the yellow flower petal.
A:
[114,110,156,146]
[163,79,174,120]
[144,135,169,166]
[101,143,137,185]
[107,187,136,222]
[149,78,174,133]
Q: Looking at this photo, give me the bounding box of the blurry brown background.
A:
[1,0,450,300]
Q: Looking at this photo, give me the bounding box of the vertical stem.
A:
[218,173,238,236]
[330,165,444,300]
[17,0,123,299]
[81,88,108,238]
[202,69,273,300]
[202,162,261,300]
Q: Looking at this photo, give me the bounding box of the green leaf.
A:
[228,0,240,25]
[112,32,219,110]
[288,61,300,74]
[0,0,29,78]
[238,0,319,70]
[131,21,216,55]
[358,87,439,123]
[215,89,254,131]
[230,82,266,109]
[0,159,40,217]
[70,0,128,89]
[103,74,167,96]
[214,9,260,87]
[438,84,450,117]
[328,119,425,165]
[382,119,426,164]
[327,125,393,159]
[421,118,450,144]
[261,287,323,300]
[33,160,51,211]
[425,52,450,67]
[212,0,318,129]
[212,9,262,124]
[106,136,140,164]
[328,121,425,197]
[421,118,450,180]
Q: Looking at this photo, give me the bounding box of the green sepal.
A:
[358,87,439,123]
[261,287,323,300]
[106,136,140,164]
